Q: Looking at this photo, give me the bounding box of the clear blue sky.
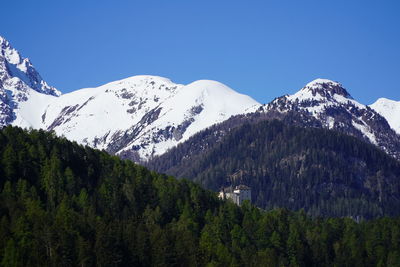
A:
[2,0,400,104]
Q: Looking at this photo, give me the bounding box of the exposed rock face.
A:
[0,37,59,97]
[0,36,260,162]
[1,35,399,162]
[37,76,260,162]
[0,36,60,128]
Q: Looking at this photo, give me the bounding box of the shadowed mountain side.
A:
[148,119,400,218]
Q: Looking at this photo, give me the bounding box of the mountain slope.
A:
[370,97,400,135]
[148,119,400,218]
[0,36,60,127]
[1,36,399,163]
[261,79,400,159]
[41,76,260,161]
[0,36,260,161]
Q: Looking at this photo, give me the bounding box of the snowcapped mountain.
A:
[41,75,260,161]
[370,98,400,135]
[261,78,400,159]
[0,36,260,161]
[0,36,60,127]
[1,35,399,161]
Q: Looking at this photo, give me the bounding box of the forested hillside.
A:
[1,126,400,266]
[149,120,400,219]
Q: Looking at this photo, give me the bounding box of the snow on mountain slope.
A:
[0,36,260,162]
[0,36,60,127]
[0,36,60,97]
[42,75,261,161]
[261,78,400,159]
[42,76,180,148]
[370,98,400,135]
[3,35,398,161]
[12,89,57,129]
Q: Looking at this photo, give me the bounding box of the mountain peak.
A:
[0,35,9,46]
[370,97,400,135]
[287,78,352,103]
[262,78,400,159]
[372,97,400,106]
[0,36,60,97]
[301,78,351,99]
[305,78,340,88]
[0,36,60,127]
[122,75,175,84]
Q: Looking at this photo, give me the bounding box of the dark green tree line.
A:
[149,119,400,219]
[0,126,400,266]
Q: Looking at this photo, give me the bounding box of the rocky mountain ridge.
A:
[41,76,260,161]
[0,36,399,161]
[0,37,260,161]
[261,79,400,159]
[0,36,60,127]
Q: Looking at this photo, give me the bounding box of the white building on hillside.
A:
[219,185,251,206]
